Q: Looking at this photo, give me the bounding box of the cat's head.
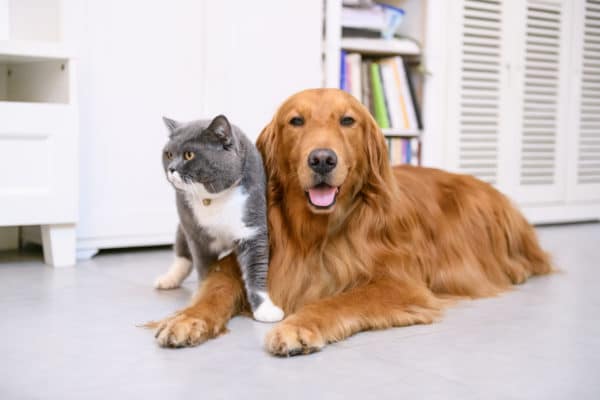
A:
[162,115,244,197]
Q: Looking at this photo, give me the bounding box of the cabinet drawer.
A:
[0,102,77,225]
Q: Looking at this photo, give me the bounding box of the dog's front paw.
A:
[154,313,221,348]
[265,322,325,356]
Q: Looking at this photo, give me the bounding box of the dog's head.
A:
[257,89,391,215]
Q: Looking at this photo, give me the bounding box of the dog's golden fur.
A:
[150,89,552,355]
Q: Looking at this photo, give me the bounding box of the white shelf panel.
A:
[382,128,421,138]
[0,40,72,62]
[341,37,420,56]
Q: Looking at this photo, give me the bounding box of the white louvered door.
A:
[447,0,571,204]
[446,0,508,188]
[440,0,600,221]
[568,0,600,201]
[510,0,570,204]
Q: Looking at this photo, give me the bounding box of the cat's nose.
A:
[168,167,176,173]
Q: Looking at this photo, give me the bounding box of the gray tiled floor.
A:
[0,223,599,400]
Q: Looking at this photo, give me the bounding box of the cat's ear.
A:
[162,117,180,136]
[206,115,233,149]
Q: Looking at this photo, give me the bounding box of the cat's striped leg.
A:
[236,233,284,322]
[154,225,193,289]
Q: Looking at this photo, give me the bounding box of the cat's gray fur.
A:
[157,115,283,322]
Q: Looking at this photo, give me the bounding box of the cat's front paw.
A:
[154,274,182,290]
[253,297,285,322]
[153,256,192,290]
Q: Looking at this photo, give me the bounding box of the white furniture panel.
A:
[0,0,9,40]
[505,0,570,205]
[428,0,600,223]
[76,0,209,257]
[0,103,76,226]
[8,0,60,42]
[76,0,323,256]
[568,0,600,202]
[445,0,507,187]
[0,0,79,266]
[202,0,323,139]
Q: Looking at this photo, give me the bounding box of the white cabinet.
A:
[568,0,600,202]
[0,0,79,266]
[75,0,323,257]
[425,0,600,223]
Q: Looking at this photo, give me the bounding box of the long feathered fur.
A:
[256,88,552,324]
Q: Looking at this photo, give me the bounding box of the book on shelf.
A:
[346,53,362,101]
[387,137,419,166]
[361,59,372,113]
[404,60,423,130]
[379,59,406,131]
[387,56,419,131]
[341,52,422,135]
[369,61,390,129]
[340,50,347,91]
[340,51,422,166]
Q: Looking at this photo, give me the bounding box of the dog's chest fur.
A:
[185,184,257,255]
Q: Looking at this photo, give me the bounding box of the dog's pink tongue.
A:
[308,186,337,207]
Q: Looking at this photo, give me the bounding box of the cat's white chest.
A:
[185,184,256,256]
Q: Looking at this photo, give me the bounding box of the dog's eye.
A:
[340,116,355,126]
[289,116,305,127]
[165,151,173,160]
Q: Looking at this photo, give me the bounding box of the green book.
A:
[370,62,390,129]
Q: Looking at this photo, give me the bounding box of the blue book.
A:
[340,50,347,90]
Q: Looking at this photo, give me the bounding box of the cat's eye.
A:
[165,151,173,160]
[340,116,355,126]
[289,116,305,127]
[183,151,195,161]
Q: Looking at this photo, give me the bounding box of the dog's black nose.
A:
[308,148,337,174]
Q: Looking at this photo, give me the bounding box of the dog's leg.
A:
[149,255,247,348]
[265,279,445,356]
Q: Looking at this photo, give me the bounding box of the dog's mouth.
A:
[306,183,339,209]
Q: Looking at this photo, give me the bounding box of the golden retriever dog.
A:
[150,88,552,356]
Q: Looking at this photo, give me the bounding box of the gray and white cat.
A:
[154,114,284,323]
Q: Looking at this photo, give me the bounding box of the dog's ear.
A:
[362,112,393,205]
[256,118,279,179]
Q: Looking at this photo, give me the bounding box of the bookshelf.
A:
[340,37,420,56]
[323,0,426,166]
[0,0,79,266]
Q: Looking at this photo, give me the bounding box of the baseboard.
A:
[522,203,600,225]
[22,227,174,259]
[76,234,174,253]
